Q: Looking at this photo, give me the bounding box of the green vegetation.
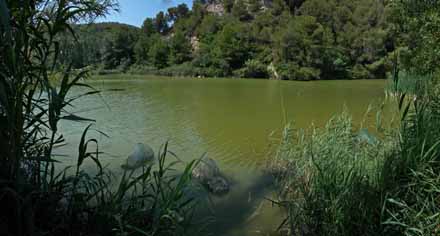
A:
[1,0,440,235]
[270,0,440,235]
[385,72,431,98]
[59,0,396,80]
[269,111,392,235]
[271,76,440,235]
[0,1,199,235]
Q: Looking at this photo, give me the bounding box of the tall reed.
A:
[271,71,440,236]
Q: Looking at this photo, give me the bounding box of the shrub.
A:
[156,62,200,77]
[277,63,320,81]
[235,59,269,78]
[350,64,373,80]
[127,64,157,75]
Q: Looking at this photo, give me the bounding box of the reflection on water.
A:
[57,77,387,236]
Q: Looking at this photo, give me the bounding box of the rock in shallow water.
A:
[207,176,229,194]
[192,157,230,195]
[356,128,378,145]
[123,143,154,169]
[192,158,220,182]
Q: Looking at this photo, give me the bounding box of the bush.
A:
[234,59,269,78]
[350,64,373,80]
[366,58,387,78]
[127,64,157,75]
[125,62,232,78]
[156,62,200,77]
[96,68,125,75]
[277,63,320,81]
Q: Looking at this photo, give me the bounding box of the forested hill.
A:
[59,22,139,69]
[61,0,396,80]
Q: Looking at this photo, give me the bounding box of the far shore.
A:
[89,73,387,82]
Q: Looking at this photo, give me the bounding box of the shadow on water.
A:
[193,172,281,236]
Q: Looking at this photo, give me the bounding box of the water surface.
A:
[58,77,387,236]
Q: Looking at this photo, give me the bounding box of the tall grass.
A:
[385,71,432,98]
[270,112,394,236]
[381,76,440,236]
[63,140,199,236]
[0,1,200,235]
[271,71,440,235]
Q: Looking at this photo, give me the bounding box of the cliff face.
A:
[204,0,273,16]
[190,35,200,52]
[205,1,225,16]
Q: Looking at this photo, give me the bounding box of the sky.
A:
[98,0,193,27]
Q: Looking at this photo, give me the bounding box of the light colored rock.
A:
[190,36,200,52]
[267,62,280,80]
[124,143,154,169]
[205,1,225,16]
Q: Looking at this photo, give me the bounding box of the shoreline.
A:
[89,73,388,82]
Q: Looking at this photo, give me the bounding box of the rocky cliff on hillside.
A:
[204,0,273,16]
[205,0,225,15]
[190,35,200,51]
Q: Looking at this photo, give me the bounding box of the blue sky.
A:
[98,0,193,27]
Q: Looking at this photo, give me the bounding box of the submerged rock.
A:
[192,157,229,194]
[356,128,379,145]
[122,143,154,169]
[207,176,229,194]
[192,158,220,182]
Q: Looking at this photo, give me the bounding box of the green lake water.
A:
[57,76,388,236]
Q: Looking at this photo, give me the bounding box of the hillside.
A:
[59,22,140,69]
[60,0,395,80]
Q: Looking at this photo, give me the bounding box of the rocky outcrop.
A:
[205,0,225,16]
[267,62,280,80]
[190,36,200,52]
[192,157,230,194]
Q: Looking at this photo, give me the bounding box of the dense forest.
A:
[61,0,398,80]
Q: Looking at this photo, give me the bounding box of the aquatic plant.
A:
[66,140,199,236]
[270,111,393,236]
[385,71,431,98]
[271,71,440,236]
[381,74,440,236]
